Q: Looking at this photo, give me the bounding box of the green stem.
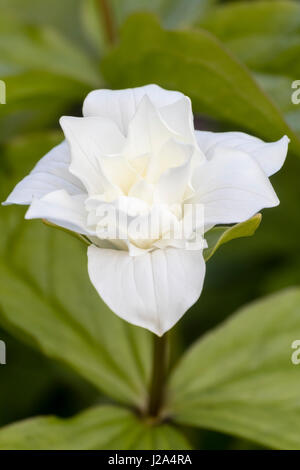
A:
[98,0,117,45]
[148,333,169,418]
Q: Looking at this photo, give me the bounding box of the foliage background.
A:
[0,0,300,450]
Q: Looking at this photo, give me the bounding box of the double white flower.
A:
[4,85,288,335]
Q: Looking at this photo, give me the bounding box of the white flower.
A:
[4,85,288,336]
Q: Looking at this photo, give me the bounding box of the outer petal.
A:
[25,189,94,236]
[83,84,185,135]
[87,246,206,336]
[189,147,279,227]
[3,141,84,206]
[195,130,289,177]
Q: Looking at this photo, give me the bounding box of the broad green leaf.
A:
[200,2,300,103]
[0,0,90,49]
[111,0,168,26]
[0,10,101,139]
[0,329,62,426]
[199,1,300,138]
[111,0,217,28]
[0,26,101,87]
[0,405,191,450]
[130,421,191,451]
[82,0,216,45]
[200,1,300,39]
[0,134,152,408]
[81,0,107,53]
[253,72,295,114]
[0,71,90,142]
[167,288,300,450]
[160,0,217,28]
[204,214,262,261]
[101,13,300,156]
[42,220,91,247]
[252,72,300,135]
[2,71,89,102]
[81,0,168,52]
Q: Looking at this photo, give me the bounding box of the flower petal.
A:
[155,153,192,205]
[100,155,138,194]
[146,138,190,183]
[60,116,125,195]
[25,189,94,236]
[87,246,206,336]
[83,84,185,135]
[189,146,279,227]
[159,97,197,146]
[196,130,289,177]
[128,179,154,205]
[124,95,176,161]
[3,141,84,206]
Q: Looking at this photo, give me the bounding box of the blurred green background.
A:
[0,0,300,450]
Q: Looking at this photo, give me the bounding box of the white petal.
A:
[155,154,192,205]
[189,146,279,227]
[87,246,206,336]
[128,179,154,205]
[100,155,138,194]
[124,96,176,161]
[83,84,185,134]
[60,116,125,195]
[25,189,93,236]
[146,138,191,183]
[159,97,197,146]
[3,141,84,206]
[196,130,289,177]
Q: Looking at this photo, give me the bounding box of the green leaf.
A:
[101,13,300,156]
[167,288,300,450]
[82,0,216,45]
[204,214,262,261]
[0,405,191,450]
[0,330,63,426]
[110,0,217,28]
[2,70,89,102]
[200,1,300,37]
[0,8,102,139]
[0,134,152,408]
[0,71,91,142]
[111,0,168,26]
[80,0,107,54]
[200,1,300,137]
[200,1,300,76]
[0,0,91,50]
[42,219,91,247]
[160,0,217,28]
[252,72,300,135]
[0,26,101,87]
[253,72,294,114]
